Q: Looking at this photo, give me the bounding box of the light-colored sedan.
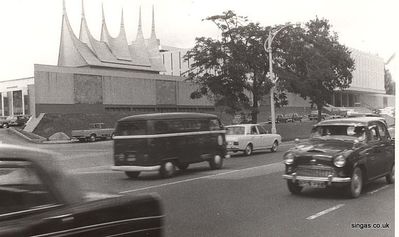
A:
[225,124,282,156]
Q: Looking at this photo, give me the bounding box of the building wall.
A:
[34,64,214,116]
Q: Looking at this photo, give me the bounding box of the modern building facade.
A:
[0,77,34,116]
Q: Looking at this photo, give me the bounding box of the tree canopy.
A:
[185,11,355,122]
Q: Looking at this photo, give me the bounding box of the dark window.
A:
[369,126,381,142]
[115,121,147,136]
[257,125,267,134]
[250,126,258,134]
[0,162,56,216]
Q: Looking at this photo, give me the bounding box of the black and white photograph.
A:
[0,0,397,236]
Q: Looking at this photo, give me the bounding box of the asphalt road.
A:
[0,129,395,237]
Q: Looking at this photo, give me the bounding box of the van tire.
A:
[160,161,176,178]
[209,155,223,169]
[125,171,140,179]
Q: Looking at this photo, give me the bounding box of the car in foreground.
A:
[0,144,163,236]
[225,124,281,156]
[282,117,394,198]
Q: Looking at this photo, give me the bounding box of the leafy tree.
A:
[184,11,272,123]
[384,69,395,95]
[277,18,355,121]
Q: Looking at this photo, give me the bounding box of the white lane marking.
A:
[119,162,282,194]
[306,204,345,220]
[368,185,389,195]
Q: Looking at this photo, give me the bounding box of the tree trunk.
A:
[251,95,259,124]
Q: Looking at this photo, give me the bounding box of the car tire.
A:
[125,171,140,179]
[177,163,189,171]
[89,134,96,142]
[287,180,303,195]
[160,161,176,178]
[347,167,363,198]
[386,164,395,184]
[209,154,223,169]
[2,123,9,128]
[244,144,253,156]
[270,141,278,152]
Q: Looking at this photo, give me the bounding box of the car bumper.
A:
[282,173,351,185]
[112,165,161,172]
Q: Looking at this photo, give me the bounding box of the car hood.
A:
[290,139,354,156]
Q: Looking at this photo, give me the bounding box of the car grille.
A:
[296,165,335,177]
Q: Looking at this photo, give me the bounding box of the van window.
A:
[209,119,222,131]
[115,121,147,136]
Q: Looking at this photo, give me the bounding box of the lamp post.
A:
[264,24,292,134]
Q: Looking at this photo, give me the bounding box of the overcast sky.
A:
[0,0,397,82]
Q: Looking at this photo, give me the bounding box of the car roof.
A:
[225,124,259,128]
[315,117,386,126]
[118,112,218,122]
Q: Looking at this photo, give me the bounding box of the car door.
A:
[256,125,271,149]
[365,125,386,179]
[376,122,394,174]
[249,125,261,150]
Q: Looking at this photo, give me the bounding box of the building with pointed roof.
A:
[58,0,165,72]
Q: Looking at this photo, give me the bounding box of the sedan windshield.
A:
[310,125,366,141]
[226,126,245,135]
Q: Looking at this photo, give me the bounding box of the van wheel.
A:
[125,171,140,179]
[346,167,363,198]
[270,141,278,152]
[160,161,176,178]
[287,180,303,195]
[177,163,189,171]
[244,144,253,156]
[209,155,223,169]
[89,134,96,142]
[386,164,395,184]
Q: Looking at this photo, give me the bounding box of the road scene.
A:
[0,128,394,237]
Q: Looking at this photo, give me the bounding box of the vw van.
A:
[112,113,228,178]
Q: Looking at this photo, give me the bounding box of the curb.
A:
[7,128,46,144]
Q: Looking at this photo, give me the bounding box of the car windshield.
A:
[226,126,245,135]
[310,125,366,141]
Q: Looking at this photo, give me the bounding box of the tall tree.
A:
[277,18,355,121]
[384,68,395,95]
[184,11,272,123]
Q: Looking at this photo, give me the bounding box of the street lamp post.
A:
[264,24,292,134]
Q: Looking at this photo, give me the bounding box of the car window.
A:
[250,126,258,135]
[311,125,366,141]
[115,121,147,136]
[257,125,267,134]
[376,123,388,140]
[209,119,222,131]
[0,161,56,216]
[369,126,381,142]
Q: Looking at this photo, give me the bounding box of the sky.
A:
[0,0,398,82]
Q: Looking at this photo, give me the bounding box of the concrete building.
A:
[0,77,34,116]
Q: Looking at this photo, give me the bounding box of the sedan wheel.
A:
[160,161,176,178]
[347,167,363,198]
[287,180,303,195]
[270,141,278,152]
[209,155,223,169]
[244,144,253,156]
[386,164,395,184]
[2,123,9,128]
[89,134,96,142]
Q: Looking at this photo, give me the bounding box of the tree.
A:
[184,11,272,123]
[384,69,395,95]
[277,18,355,121]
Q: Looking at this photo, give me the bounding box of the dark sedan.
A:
[0,144,163,236]
[282,117,394,198]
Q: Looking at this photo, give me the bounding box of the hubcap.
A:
[273,143,277,151]
[214,155,221,165]
[164,162,174,174]
[246,146,251,154]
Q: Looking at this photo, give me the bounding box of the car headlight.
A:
[284,152,295,165]
[333,155,346,167]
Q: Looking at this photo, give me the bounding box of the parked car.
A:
[0,116,10,128]
[267,114,290,123]
[7,115,31,127]
[282,117,395,198]
[112,113,228,178]
[71,122,114,142]
[286,113,303,122]
[0,144,164,236]
[225,124,282,156]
